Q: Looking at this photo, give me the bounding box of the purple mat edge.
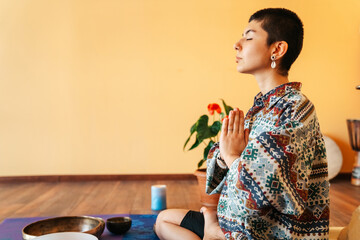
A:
[0,214,159,240]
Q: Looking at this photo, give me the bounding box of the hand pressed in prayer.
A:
[220,108,249,167]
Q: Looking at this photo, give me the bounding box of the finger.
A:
[228,110,234,133]
[222,117,228,136]
[233,108,240,133]
[239,110,244,135]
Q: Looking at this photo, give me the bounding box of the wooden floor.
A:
[0,177,359,227]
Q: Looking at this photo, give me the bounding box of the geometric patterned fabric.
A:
[206,82,330,240]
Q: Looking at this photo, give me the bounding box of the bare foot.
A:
[201,207,225,240]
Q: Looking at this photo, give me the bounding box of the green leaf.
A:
[183,123,197,150]
[210,121,221,135]
[189,137,202,150]
[183,135,192,150]
[196,115,218,142]
[190,122,197,134]
[198,159,206,169]
[203,140,215,160]
[221,99,233,116]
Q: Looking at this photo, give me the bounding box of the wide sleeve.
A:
[239,120,313,216]
[205,142,229,195]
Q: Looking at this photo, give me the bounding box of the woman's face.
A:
[234,20,272,75]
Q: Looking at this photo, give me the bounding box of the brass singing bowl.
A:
[22,216,105,240]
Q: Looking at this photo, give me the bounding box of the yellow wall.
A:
[0,0,359,176]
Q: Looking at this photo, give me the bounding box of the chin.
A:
[236,65,255,75]
[236,65,243,73]
[236,66,249,74]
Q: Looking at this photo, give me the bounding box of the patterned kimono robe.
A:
[206,82,330,240]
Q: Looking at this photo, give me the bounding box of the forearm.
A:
[206,148,228,195]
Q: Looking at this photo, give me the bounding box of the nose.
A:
[234,40,241,51]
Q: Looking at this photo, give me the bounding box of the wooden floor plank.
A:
[0,178,359,228]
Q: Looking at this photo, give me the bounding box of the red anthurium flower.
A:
[207,103,222,115]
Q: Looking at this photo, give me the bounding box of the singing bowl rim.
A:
[347,119,360,122]
[22,216,105,240]
[106,216,132,223]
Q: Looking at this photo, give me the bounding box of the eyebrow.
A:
[242,29,256,37]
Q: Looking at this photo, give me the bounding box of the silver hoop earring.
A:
[271,55,276,69]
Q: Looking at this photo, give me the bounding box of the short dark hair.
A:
[249,8,304,76]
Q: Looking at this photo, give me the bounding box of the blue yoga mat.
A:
[0,214,159,240]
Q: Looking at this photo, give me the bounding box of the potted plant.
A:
[184,99,233,207]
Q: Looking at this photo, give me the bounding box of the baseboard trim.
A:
[1,172,351,183]
[0,174,196,183]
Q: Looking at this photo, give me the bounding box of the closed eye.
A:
[246,38,253,41]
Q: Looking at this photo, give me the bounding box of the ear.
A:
[271,41,288,60]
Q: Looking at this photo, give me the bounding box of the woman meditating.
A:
[155,8,330,240]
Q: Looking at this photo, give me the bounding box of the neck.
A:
[254,71,289,95]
